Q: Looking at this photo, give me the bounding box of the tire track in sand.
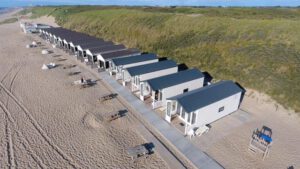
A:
[0,101,47,169]
[4,118,15,169]
[1,64,22,169]
[6,64,23,107]
[0,82,81,169]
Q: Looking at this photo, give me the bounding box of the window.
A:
[181,110,185,119]
[167,102,171,116]
[172,102,176,111]
[218,106,224,113]
[187,113,191,123]
[191,112,196,124]
[183,88,189,93]
[135,76,140,85]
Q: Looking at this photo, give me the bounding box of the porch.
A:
[154,106,186,134]
[139,82,164,109]
[165,100,195,134]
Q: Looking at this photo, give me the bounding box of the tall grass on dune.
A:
[21,7,300,112]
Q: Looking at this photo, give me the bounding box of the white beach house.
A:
[85,44,127,65]
[76,41,114,60]
[165,80,243,134]
[95,49,141,69]
[109,53,158,78]
[139,68,204,109]
[123,60,178,92]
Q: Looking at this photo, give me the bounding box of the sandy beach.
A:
[0,12,183,169]
[0,10,300,169]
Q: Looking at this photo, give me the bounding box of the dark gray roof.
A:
[99,49,140,60]
[127,60,177,76]
[43,27,104,45]
[112,53,157,66]
[77,41,114,50]
[169,80,243,113]
[147,69,204,91]
[88,44,126,55]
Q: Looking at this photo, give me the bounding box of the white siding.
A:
[86,50,93,57]
[97,54,105,62]
[123,70,131,81]
[191,92,242,128]
[161,77,204,105]
[139,67,178,81]
[77,46,84,52]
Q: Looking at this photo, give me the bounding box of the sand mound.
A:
[82,113,103,129]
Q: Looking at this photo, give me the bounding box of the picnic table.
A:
[99,93,118,102]
[127,145,149,160]
[127,143,155,160]
[103,110,127,122]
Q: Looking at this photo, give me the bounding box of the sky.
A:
[1,0,300,7]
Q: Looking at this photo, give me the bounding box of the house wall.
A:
[86,50,93,57]
[161,77,204,105]
[189,92,242,128]
[123,70,131,82]
[139,67,178,81]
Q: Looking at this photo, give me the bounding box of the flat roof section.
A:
[147,68,204,91]
[127,60,177,76]
[112,53,157,66]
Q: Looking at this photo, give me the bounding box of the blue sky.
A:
[1,0,300,7]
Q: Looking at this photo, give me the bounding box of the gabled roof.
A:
[147,69,204,91]
[42,27,104,45]
[77,41,114,50]
[88,44,126,55]
[127,60,177,76]
[112,53,157,66]
[100,49,140,60]
[168,80,243,113]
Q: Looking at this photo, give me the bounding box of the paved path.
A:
[100,72,223,169]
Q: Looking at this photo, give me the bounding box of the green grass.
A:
[20,6,300,112]
[0,17,18,25]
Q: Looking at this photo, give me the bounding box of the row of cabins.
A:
[40,27,140,69]
[40,27,244,134]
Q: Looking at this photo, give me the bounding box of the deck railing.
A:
[152,100,163,109]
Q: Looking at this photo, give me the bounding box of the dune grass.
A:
[0,17,18,25]
[20,6,300,112]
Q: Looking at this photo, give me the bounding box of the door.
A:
[165,102,172,123]
[99,61,104,68]
[122,70,125,81]
[140,83,144,100]
[105,61,109,69]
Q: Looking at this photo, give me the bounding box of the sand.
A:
[192,89,300,169]
[0,13,175,169]
[1,10,300,169]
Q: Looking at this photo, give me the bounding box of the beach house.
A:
[165,80,243,134]
[85,44,126,64]
[76,41,114,60]
[95,49,141,69]
[139,69,204,109]
[109,53,158,78]
[123,60,178,92]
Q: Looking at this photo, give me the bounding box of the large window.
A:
[191,112,196,124]
[218,106,225,113]
[167,102,171,116]
[172,102,176,111]
[181,110,185,119]
[187,113,191,123]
